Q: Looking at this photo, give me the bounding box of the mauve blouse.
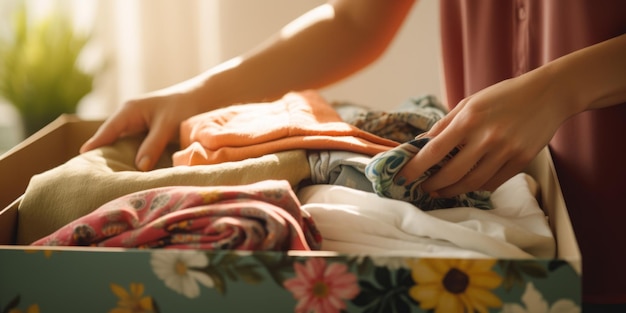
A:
[439,0,626,303]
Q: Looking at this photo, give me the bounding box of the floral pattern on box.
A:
[0,248,580,313]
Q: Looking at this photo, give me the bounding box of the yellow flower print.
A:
[7,304,39,313]
[408,258,503,313]
[199,190,221,204]
[109,283,156,313]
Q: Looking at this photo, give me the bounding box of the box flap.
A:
[0,115,102,210]
[0,118,580,269]
[525,148,581,273]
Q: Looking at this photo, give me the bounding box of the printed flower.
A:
[501,282,580,313]
[109,283,155,313]
[284,257,360,313]
[408,258,503,313]
[150,250,214,298]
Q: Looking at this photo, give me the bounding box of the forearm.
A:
[185,0,415,111]
[546,33,626,117]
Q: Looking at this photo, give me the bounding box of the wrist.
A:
[527,61,585,124]
[544,34,626,113]
[179,62,239,116]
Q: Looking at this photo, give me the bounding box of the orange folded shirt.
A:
[173,90,399,166]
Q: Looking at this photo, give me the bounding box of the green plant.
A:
[0,4,94,136]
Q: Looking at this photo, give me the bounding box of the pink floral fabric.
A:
[31,180,322,251]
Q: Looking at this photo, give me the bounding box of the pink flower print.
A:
[283,257,359,313]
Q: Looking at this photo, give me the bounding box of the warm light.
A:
[280,4,335,39]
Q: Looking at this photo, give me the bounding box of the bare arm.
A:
[191,0,416,108]
[81,0,416,171]
[553,33,626,113]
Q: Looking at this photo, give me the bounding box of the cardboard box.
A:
[0,115,581,312]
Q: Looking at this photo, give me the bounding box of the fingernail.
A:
[79,140,92,153]
[137,156,151,171]
[415,133,427,139]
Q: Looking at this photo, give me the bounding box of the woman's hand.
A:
[397,67,576,197]
[80,86,203,172]
[399,34,626,197]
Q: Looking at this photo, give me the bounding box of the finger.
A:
[425,110,454,137]
[397,102,466,183]
[414,108,456,141]
[480,151,537,191]
[80,117,133,153]
[438,136,541,196]
[397,124,466,186]
[481,162,524,192]
[134,122,177,171]
[430,146,506,197]
[419,140,485,193]
[435,161,522,197]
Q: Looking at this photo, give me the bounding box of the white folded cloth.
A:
[297,173,555,259]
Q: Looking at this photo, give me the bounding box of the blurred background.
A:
[0,0,441,153]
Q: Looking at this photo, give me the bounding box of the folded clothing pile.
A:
[173,90,399,166]
[32,180,321,251]
[18,90,553,259]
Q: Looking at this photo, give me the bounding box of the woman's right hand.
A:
[80,86,203,172]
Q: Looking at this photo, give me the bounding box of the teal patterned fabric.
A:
[365,138,493,211]
[338,95,447,143]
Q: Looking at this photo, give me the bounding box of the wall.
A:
[214,0,442,110]
[1,0,443,152]
[81,0,442,117]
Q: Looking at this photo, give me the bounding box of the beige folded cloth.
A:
[17,136,311,244]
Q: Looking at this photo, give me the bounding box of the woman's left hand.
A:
[397,68,575,197]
